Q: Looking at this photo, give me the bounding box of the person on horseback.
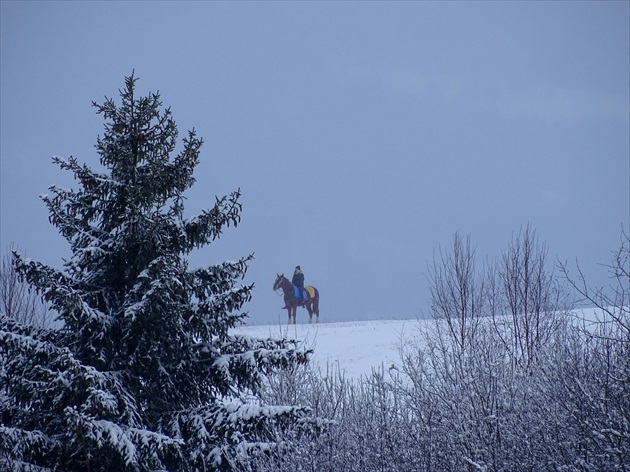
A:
[292,266,305,304]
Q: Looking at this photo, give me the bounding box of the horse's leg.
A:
[314,299,319,323]
[306,302,313,324]
[291,306,296,324]
[286,306,291,324]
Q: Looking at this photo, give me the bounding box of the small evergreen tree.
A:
[0,74,311,471]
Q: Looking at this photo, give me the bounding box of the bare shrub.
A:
[428,232,486,352]
[0,247,52,327]
[491,224,572,366]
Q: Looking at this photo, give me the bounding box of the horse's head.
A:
[273,273,286,292]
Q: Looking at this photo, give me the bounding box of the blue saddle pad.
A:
[293,284,308,300]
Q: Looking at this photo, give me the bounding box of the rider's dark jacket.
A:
[292,270,304,290]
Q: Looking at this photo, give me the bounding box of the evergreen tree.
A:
[0,74,311,471]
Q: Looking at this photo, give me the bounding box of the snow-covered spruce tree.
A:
[0,74,311,471]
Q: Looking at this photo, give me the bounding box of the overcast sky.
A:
[1,1,628,325]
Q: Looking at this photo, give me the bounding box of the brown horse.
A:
[273,273,320,324]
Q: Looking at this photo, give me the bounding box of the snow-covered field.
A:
[233,308,610,380]
[233,319,421,380]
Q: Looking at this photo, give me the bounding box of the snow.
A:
[232,319,420,380]
[233,308,616,380]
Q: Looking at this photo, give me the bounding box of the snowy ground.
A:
[232,319,421,380]
[233,308,611,380]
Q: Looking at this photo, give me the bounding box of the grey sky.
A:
[1,1,628,325]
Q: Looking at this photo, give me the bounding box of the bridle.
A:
[273,275,287,297]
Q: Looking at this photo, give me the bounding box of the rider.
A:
[292,266,305,304]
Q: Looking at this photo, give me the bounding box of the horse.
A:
[273,273,320,324]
